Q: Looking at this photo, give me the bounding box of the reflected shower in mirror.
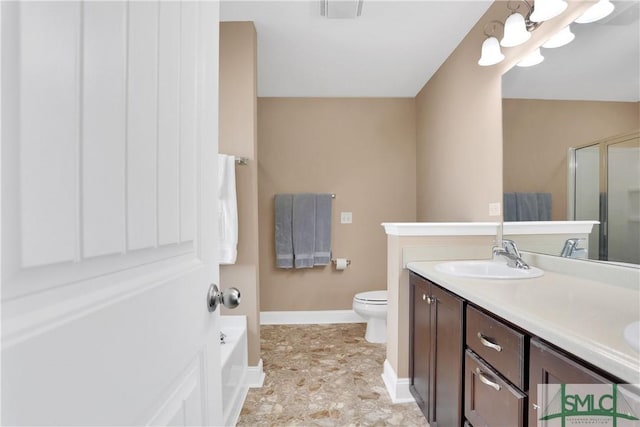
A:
[501,1,640,265]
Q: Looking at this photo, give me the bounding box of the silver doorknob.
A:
[221,287,241,309]
[207,284,241,312]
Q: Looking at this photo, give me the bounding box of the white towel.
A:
[218,154,238,264]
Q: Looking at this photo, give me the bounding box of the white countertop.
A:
[407,261,640,384]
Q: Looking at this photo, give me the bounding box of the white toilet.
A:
[353,290,388,343]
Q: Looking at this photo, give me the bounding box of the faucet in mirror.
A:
[501,1,639,266]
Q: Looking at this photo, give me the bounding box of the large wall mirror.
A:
[501,1,640,266]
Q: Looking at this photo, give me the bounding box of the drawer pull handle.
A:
[476,368,501,391]
[477,332,502,352]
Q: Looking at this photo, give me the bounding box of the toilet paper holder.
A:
[331,258,351,266]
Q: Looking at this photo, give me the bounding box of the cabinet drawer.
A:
[466,305,526,388]
[465,350,526,427]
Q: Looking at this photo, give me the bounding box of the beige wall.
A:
[415,5,502,222]
[415,0,594,222]
[219,22,261,366]
[415,55,503,222]
[503,99,640,220]
[258,98,417,311]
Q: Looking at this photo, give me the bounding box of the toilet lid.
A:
[354,290,387,304]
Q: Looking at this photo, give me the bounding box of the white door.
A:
[1,1,223,425]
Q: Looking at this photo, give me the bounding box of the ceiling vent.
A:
[320,0,364,19]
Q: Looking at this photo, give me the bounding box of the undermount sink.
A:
[435,260,544,280]
[624,321,640,352]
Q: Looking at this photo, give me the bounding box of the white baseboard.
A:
[381,359,415,404]
[260,310,365,325]
[246,358,265,388]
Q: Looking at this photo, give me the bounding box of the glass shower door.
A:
[573,144,601,260]
[607,137,640,265]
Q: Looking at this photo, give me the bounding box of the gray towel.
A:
[503,193,517,222]
[536,193,552,221]
[275,194,294,268]
[314,194,332,265]
[292,193,316,268]
[515,193,539,221]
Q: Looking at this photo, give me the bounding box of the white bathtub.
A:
[220,315,248,427]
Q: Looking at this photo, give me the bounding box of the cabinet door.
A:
[432,283,464,427]
[529,339,610,427]
[410,273,432,419]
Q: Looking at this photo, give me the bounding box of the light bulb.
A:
[501,13,532,47]
[530,0,568,23]
[478,37,505,66]
[542,25,575,48]
[517,48,544,67]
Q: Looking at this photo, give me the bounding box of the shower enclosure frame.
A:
[568,130,640,264]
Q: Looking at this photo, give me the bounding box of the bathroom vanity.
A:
[408,263,640,427]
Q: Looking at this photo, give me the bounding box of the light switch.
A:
[341,212,353,224]
[489,202,501,217]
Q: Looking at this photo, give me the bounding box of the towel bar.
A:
[273,192,334,198]
[235,157,249,166]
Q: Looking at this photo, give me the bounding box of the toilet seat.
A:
[354,290,387,305]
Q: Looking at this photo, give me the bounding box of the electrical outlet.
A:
[341,212,353,224]
[489,202,501,217]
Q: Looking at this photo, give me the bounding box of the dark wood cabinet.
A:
[528,338,610,427]
[409,272,464,427]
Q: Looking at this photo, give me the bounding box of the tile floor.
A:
[237,323,429,427]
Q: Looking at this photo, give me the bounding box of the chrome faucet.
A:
[560,238,587,258]
[492,239,530,269]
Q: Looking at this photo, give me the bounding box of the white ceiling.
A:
[220,0,493,97]
[502,1,640,102]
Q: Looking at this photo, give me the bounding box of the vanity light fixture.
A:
[478,21,506,66]
[516,47,544,67]
[542,25,575,48]
[529,0,568,23]
[574,0,615,24]
[479,0,573,67]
